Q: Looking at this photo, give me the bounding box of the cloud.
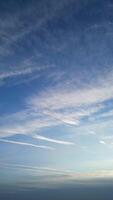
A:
[33,134,74,145]
[0,138,54,150]
[98,137,113,149]
[96,109,113,119]
[89,131,96,135]
[0,68,34,80]
[0,162,72,175]
[0,0,75,57]
[73,170,113,179]
[42,110,80,126]
[101,135,113,140]
[30,83,113,111]
[1,69,113,145]
[0,0,72,86]
[0,126,74,146]
[0,55,54,86]
[0,127,74,146]
[2,162,113,185]
[1,162,113,180]
[99,140,106,145]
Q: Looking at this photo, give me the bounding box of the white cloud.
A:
[0,126,74,146]
[89,131,96,135]
[0,68,34,80]
[0,59,54,84]
[43,110,80,126]
[99,140,106,145]
[1,69,113,148]
[30,84,113,110]
[33,134,74,145]
[0,138,54,150]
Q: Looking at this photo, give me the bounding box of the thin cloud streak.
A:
[0,139,54,150]
[0,163,72,175]
[1,162,113,181]
[33,134,74,145]
[0,127,74,146]
[0,68,33,80]
[0,64,53,82]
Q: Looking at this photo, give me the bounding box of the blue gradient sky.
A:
[0,0,113,189]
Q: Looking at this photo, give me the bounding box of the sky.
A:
[0,0,113,194]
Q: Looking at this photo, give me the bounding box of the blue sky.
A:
[0,0,113,188]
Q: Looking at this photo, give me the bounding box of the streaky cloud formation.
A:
[0,138,54,150]
[0,0,113,192]
[33,134,74,145]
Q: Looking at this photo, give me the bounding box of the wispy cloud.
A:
[1,162,113,184]
[99,140,106,145]
[1,0,113,187]
[33,134,74,145]
[0,162,72,175]
[99,138,113,149]
[30,83,113,111]
[1,70,113,146]
[0,57,54,86]
[0,68,34,80]
[0,1,72,86]
[1,162,113,180]
[0,0,76,58]
[0,128,74,146]
[0,139,54,150]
